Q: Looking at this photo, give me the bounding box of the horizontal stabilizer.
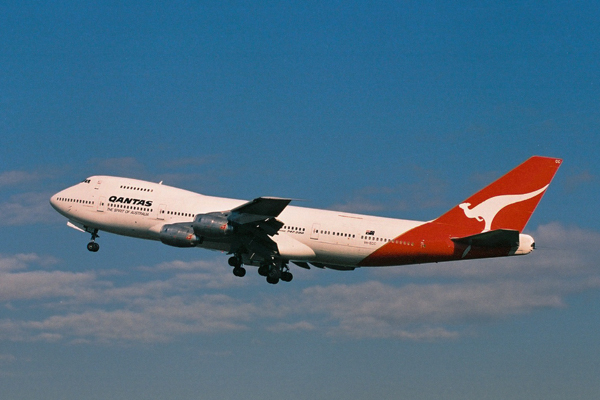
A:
[451,229,520,248]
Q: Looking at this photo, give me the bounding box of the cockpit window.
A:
[82,179,91,184]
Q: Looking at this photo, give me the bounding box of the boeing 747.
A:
[50,156,562,284]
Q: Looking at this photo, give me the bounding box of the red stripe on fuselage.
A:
[359,156,562,267]
[358,221,514,267]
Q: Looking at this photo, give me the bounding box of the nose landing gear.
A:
[87,242,100,252]
[87,229,100,252]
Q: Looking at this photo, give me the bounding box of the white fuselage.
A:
[50,176,425,268]
[51,156,560,277]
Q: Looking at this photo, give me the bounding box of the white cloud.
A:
[0,171,40,187]
[137,259,248,290]
[0,253,57,272]
[0,353,16,363]
[370,222,600,281]
[0,256,268,344]
[17,294,267,344]
[1,223,599,344]
[0,192,59,226]
[266,223,600,340]
[0,320,26,342]
[266,321,316,333]
[290,279,566,339]
[563,169,595,192]
[0,270,97,301]
[138,259,213,272]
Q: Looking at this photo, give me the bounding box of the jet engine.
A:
[192,212,235,238]
[159,224,200,248]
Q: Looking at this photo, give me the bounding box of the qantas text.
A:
[108,196,153,207]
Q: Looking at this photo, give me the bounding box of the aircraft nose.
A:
[50,189,68,212]
[49,193,60,211]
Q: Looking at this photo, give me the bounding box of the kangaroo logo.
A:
[459,185,549,232]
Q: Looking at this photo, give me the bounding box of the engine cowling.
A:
[193,212,234,238]
[159,224,200,248]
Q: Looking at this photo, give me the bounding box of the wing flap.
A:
[257,219,285,236]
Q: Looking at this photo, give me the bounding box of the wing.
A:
[226,197,292,263]
[229,197,291,233]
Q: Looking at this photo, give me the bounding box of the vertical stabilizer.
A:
[434,156,562,235]
[359,156,562,267]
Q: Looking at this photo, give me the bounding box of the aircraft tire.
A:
[228,256,241,267]
[258,265,269,276]
[281,272,293,282]
[266,276,279,285]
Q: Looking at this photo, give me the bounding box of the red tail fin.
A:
[434,156,562,235]
[358,156,561,267]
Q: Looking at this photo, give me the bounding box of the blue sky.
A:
[1,1,600,399]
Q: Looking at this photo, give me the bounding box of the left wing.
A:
[158,197,292,263]
[229,197,291,235]
[226,197,292,263]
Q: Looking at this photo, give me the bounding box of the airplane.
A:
[50,156,562,284]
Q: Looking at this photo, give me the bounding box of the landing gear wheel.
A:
[233,266,246,277]
[258,265,269,277]
[266,275,279,284]
[280,271,293,282]
[87,242,99,252]
[228,256,242,267]
[86,228,100,252]
[268,267,281,280]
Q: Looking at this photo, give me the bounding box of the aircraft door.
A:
[310,223,320,240]
[97,197,106,212]
[158,204,167,220]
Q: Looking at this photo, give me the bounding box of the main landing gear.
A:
[228,256,246,277]
[87,229,100,252]
[228,256,293,284]
[258,260,293,284]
